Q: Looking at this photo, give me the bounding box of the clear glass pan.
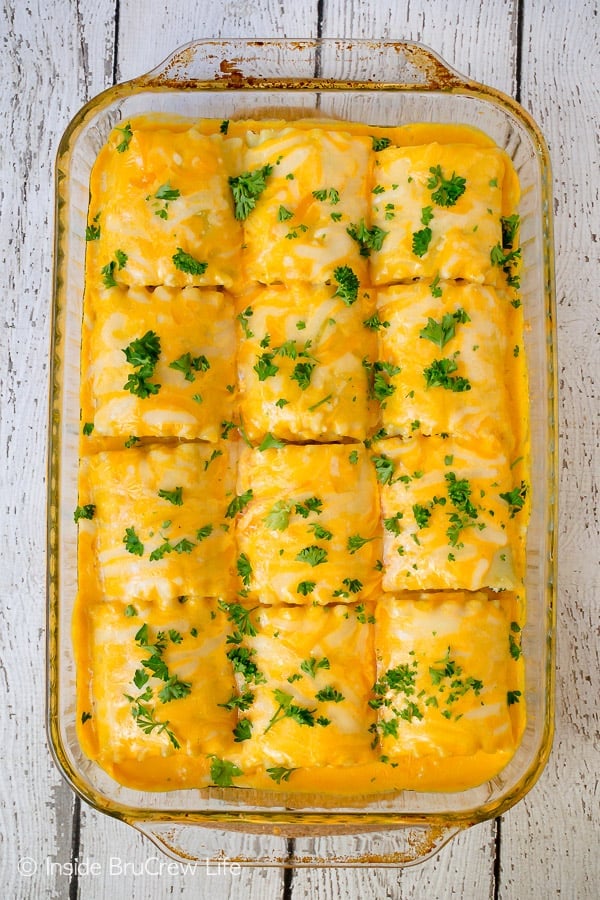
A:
[48,38,557,867]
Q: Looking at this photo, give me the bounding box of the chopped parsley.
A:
[300,657,330,677]
[228,164,273,220]
[501,214,520,249]
[126,700,180,749]
[237,306,254,338]
[218,690,255,711]
[196,524,213,542]
[423,356,471,392]
[294,497,322,517]
[225,489,253,518]
[371,453,396,485]
[157,486,183,506]
[264,500,292,531]
[507,690,522,705]
[297,580,316,596]
[347,534,374,554]
[490,243,522,268]
[73,504,95,523]
[258,432,285,451]
[371,136,392,151]
[315,686,344,703]
[266,766,296,783]
[115,122,133,153]
[253,351,279,381]
[430,273,443,297]
[499,481,528,517]
[290,361,315,390]
[333,265,359,305]
[149,182,180,219]
[82,422,94,436]
[172,248,208,276]
[168,352,210,381]
[218,600,259,638]
[412,504,431,529]
[264,689,317,733]
[412,227,432,257]
[233,719,253,742]
[85,223,101,241]
[311,187,340,203]
[295,545,328,567]
[363,313,390,331]
[100,261,117,288]
[123,526,144,556]
[346,219,388,257]
[220,119,229,134]
[122,331,161,399]
[226,646,264,684]
[209,756,243,787]
[308,523,333,541]
[277,205,294,222]
[427,165,467,207]
[384,512,404,535]
[236,553,252,587]
[419,308,470,348]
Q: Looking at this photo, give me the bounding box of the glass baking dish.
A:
[48,38,557,867]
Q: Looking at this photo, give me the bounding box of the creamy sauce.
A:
[75,115,527,795]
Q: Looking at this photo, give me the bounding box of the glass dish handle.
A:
[133,819,464,868]
[137,38,477,92]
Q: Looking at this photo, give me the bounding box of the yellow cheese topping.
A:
[82,285,236,442]
[236,445,382,605]
[378,433,524,593]
[75,115,528,796]
[235,282,378,442]
[376,281,516,448]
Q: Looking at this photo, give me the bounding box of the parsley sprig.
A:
[333,265,359,305]
[419,308,470,349]
[500,481,528,517]
[122,331,161,399]
[423,356,471,392]
[427,165,467,207]
[346,219,388,257]
[229,164,273,220]
[264,689,317,733]
[172,248,208,276]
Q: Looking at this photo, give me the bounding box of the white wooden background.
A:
[1,0,598,897]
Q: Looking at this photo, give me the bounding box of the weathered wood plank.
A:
[0,1,115,898]
[320,0,519,95]
[1,0,598,898]
[497,2,600,894]
[115,0,320,82]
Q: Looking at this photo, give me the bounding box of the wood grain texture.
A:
[0,1,115,898]
[496,1,600,896]
[1,0,598,897]
[115,0,319,81]
[320,0,519,95]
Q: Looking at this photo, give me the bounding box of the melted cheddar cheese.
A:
[377,281,515,446]
[75,115,528,796]
[82,285,236,442]
[81,442,238,603]
[370,142,510,285]
[87,126,243,289]
[236,445,382,605]
[374,592,522,759]
[235,282,378,442]
[241,127,372,284]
